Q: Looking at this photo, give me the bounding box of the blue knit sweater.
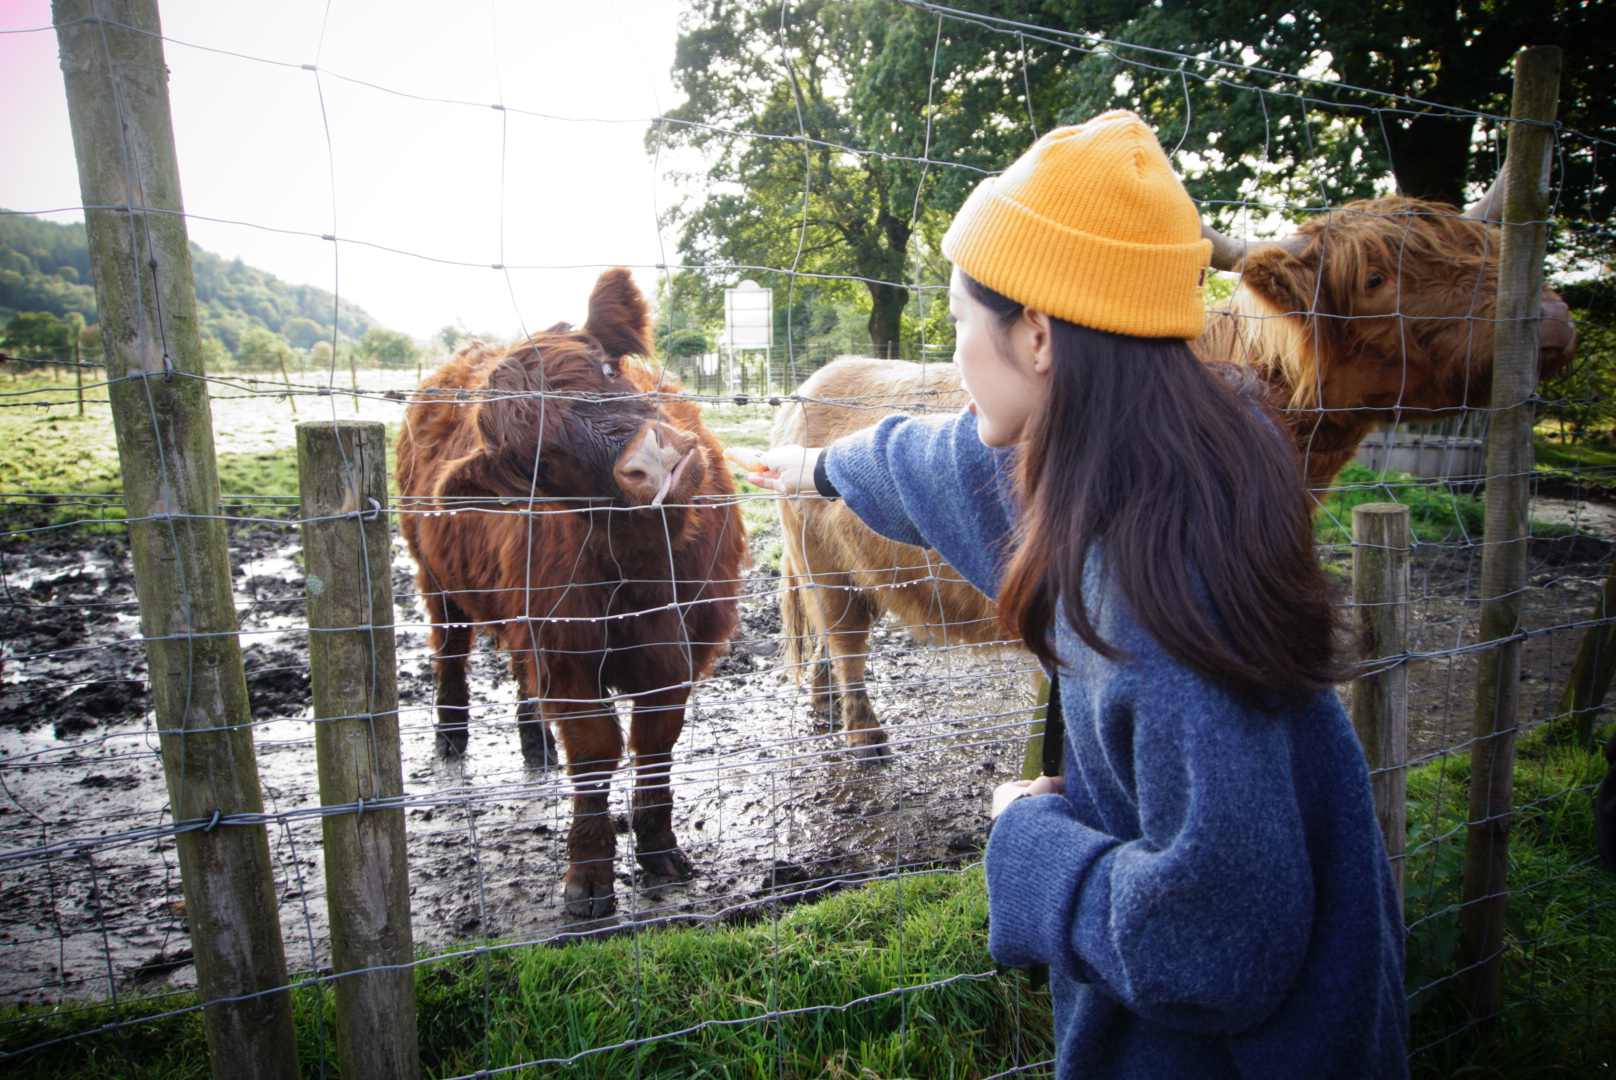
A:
[824,409,1409,1079]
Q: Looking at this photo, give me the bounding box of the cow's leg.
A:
[508,650,559,769]
[808,655,835,718]
[803,581,887,760]
[825,603,888,762]
[626,684,693,881]
[553,692,623,919]
[778,513,835,716]
[427,591,474,757]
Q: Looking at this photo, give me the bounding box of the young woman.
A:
[735,112,1409,1078]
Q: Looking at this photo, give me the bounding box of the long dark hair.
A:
[964,273,1345,707]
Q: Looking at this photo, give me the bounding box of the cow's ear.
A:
[583,268,653,360]
[1238,245,1317,317]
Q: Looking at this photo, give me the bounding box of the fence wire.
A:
[1,1,1614,1077]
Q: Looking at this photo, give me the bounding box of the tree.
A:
[861,1,1613,250]
[660,1,981,355]
[238,326,294,371]
[355,327,422,368]
[436,324,467,355]
[664,0,1613,309]
[281,316,326,351]
[1,311,73,359]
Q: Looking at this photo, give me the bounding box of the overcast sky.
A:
[1,0,690,340]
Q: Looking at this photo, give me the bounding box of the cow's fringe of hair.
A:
[1203,288,1322,412]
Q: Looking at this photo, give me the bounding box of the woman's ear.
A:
[1022,308,1054,375]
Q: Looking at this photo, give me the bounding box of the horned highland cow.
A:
[397,269,747,918]
[777,192,1578,758]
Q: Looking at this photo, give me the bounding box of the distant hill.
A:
[0,211,381,359]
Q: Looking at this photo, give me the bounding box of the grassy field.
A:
[1402,724,1616,1078]
[1534,433,1616,492]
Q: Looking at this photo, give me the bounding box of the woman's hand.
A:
[724,445,820,495]
[991,774,1065,819]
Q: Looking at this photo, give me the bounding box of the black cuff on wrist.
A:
[812,449,841,500]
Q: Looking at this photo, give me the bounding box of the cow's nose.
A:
[615,423,694,505]
[1538,298,1577,377]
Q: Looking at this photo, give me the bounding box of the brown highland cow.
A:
[397,269,747,918]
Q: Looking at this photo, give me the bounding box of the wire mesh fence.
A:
[1,1,1613,1077]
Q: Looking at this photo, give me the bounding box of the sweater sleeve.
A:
[985,650,1316,1036]
[821,409,1017,598]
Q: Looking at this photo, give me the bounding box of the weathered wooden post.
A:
[297,420,418,1080]
[1350,503,1410,906]
[66,311,86,417]
[1553,553,1616,751]
[53,3,299,1076]
[1459,44,1562,1020]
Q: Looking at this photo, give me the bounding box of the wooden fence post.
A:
[1459,44,1562,1021]
[297,420,419,1080]
[1351,503,1410,907]
[1553,553,1616,751]
[53,3,299,1076]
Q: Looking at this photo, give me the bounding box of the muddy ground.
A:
[1,496,1613,1005]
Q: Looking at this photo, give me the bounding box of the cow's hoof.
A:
[436,728,469,758]
[635,843,694,882]
[848,736,891,764]
[563,879,616,919]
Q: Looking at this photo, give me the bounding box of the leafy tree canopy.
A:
[658,0,1612,357]
[1,310,75,359]
[355,327,422,367]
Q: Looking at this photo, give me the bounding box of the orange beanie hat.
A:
[941,111,1210,340]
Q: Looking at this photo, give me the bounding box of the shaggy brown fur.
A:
[1196,196,1575,487]
[781,197,1577,752]
[397,269,747,918]
[775,361,1009,760]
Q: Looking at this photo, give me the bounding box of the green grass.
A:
[1315,462,1488,545]
[700,403,778,453]
[0,371,388,529]
[1403,724,1616,1078]
[1534,433,1616,493]
[701,402,787,571]
[0,869,1051,1079]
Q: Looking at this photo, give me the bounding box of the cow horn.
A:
[1201,222,1310,272]
[1462,176,1503,222]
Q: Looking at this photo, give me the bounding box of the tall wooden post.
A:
[53,3,298,1076]
[297,420,418,1080]
[1553,553,1616,751]
[1459,45,1562,1020]
[1351,503,1410,906]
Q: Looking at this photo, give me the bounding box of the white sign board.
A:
[724,280,774,350]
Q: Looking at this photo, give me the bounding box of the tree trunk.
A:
[1384,111,1474,207]
[865,281,908,357]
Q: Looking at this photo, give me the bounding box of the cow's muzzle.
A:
[1539,298,1577,379]
[615,422,698,507]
